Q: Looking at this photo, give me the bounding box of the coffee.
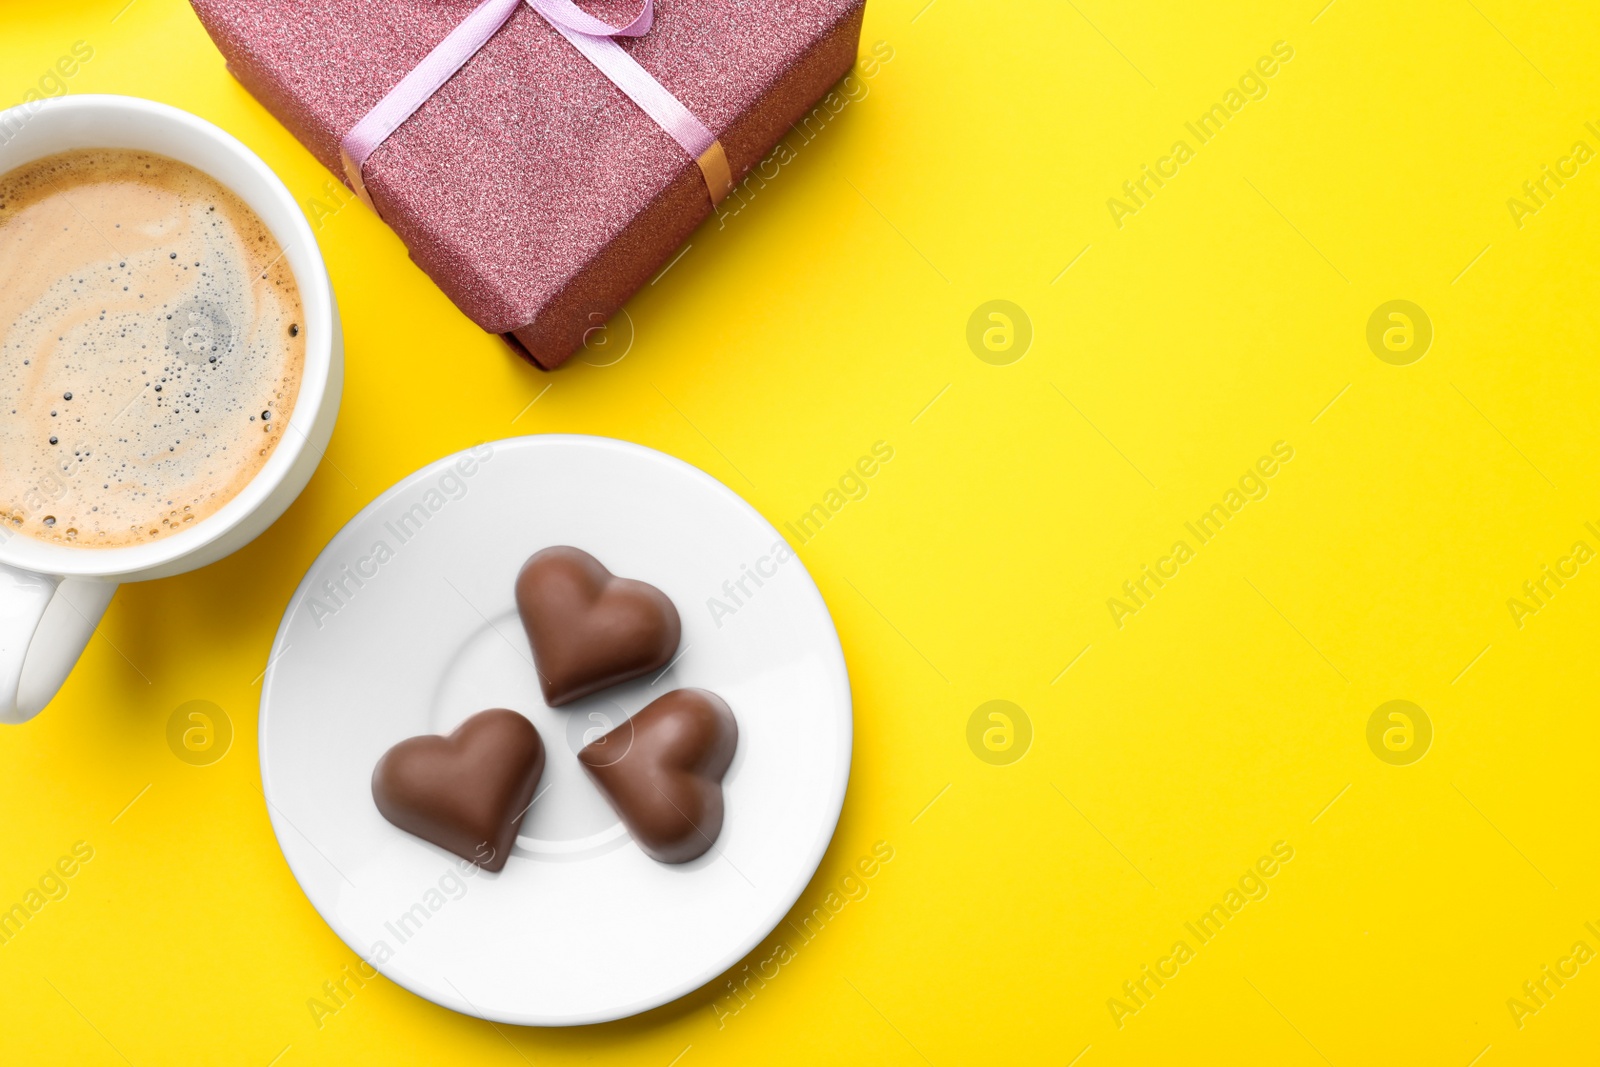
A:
[0,148,304,548]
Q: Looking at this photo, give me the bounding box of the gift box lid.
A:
[192,0,864,337]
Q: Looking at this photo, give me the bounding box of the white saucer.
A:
[259,436,852,1025]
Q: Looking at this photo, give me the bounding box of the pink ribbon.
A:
[339,0,732,213]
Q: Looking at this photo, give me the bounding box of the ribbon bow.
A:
[339,0,732,214]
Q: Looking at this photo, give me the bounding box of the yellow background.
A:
[2,0,1598,1062]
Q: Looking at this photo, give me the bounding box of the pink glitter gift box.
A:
[190,0,866,368]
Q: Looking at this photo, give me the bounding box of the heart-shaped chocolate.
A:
[579,688,737,863]
[371,708,545,872]
[515,546,681,706]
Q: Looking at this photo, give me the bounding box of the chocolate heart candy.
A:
[371,708,545,872]
[515,546,681,707]
[579,688,738,864]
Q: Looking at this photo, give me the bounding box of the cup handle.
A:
[0,564,116,724]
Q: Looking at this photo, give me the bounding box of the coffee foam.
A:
[0,149,304,548]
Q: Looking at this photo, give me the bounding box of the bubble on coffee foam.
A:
[0,150,305,547]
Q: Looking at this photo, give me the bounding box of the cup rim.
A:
[0,94,334,579]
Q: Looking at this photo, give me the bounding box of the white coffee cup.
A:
[0,95,343,723]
